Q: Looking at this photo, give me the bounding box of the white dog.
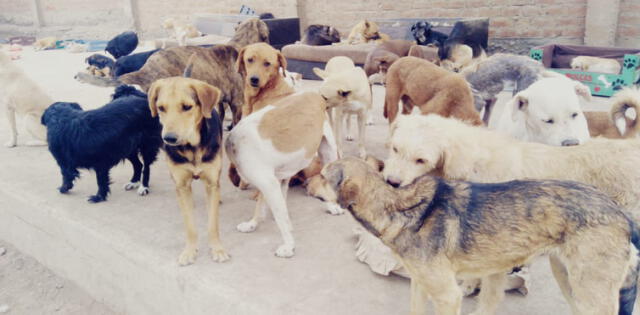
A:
[162,18,201,47]
[491,77,591,146]
[571,56,621,74]
[0,51,50,147]
[314,56,372,158]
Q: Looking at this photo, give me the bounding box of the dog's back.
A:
[113,49,160,77]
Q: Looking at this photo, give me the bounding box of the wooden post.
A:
[584,0,620,46]
[123,0,139,33]
[31,0,43,28]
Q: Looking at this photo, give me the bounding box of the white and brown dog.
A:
[571,56,621,74]
[314,56,372,158]
[162,18,201,47]
[227,43,341,258]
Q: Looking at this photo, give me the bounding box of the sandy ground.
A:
[0,45,614,314]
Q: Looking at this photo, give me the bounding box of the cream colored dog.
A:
[491,77,592,146]
[345,20,390,45]
[314,56,372,158]
[0,51,50,147]
[571,56,621,74]
[162,18,201,47]
[33,37,57,51]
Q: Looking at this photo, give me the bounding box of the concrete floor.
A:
[0,46,615,314]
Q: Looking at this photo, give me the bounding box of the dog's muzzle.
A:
[561,139,579,146]
[162,133,179,145]
[250,76,260,87]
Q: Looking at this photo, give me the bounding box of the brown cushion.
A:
[536,44,640,69]
[282,43,377,64]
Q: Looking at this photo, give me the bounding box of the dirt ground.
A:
[0,45,614,314]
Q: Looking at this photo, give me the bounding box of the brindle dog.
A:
[309,157,640,315]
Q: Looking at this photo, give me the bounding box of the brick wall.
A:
[617,0,640,47]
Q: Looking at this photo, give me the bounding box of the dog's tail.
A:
[619,220,640,315]
[610,87,640,137]
[112,85,146,100]
[183,53,197,78]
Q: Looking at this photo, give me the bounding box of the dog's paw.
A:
[24,140,46,146]
[326,202,346,215]
[177,246,198,266]
[137,186,149,196]
[4,140,16,148]
[87,194,106,203]
[58,184,73,194]
[123,181,140,191]
[237,220,258,233]
[210,247,230,263]
[275,244,295,258]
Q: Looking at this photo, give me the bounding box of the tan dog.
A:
[148,77,229,265]
[346,20,390,45]
[33,37,57,51]
[571,56,621,74]
[309,157,640,315]
[0,51,49,147]
[363,40,414,77]
[585,87,640,139]
[314,56,372,158]
[383,56,482,125]
[162,18,201,47]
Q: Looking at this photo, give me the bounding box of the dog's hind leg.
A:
[257,175,295,258]
[549,255,578,312]
[469,273,506,315]
[411,266,462,315]
[88,167,111,203]
[137,144,159,196]
[4,106,17,147]
[58,166,79,194]
[124,152,143,191]
[357,111,367,158]
[23,113,46,146]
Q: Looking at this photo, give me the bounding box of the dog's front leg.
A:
[170,166,198,266]
[89,167,111,203]
[410,279,430,315]
[58,166,79,194]
[203,157,230,263]
[412,267,462,315]
[469,273,506,315]
[357,111,367,158]
[4,106,17,147]
[333,107,344,158]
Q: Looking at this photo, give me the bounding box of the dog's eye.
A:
[247,57,254,63]
[264,61,271,67]
[571,112,578,118]
[544,119,554,124]
[182,104,192,111]
[416,159,425,164]
[158,106,165,112]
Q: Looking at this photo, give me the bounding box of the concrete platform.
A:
[0,47,614,314]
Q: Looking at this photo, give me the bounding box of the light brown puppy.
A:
[236,42,293,117]
[309,157,640,315]
[585,87,640,139]
[383,56,482,125]
[148,77,229,266]
[363,40,415,77]
[346,20,390,45]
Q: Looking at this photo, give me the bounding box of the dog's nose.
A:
[250,76,260,87]
[386,178,401,188]
[561,139,579,146]
[163,133,179,145]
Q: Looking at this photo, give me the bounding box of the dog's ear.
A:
[313,67,329,79]
[511,93,529,121]
[573,82,592,101]
[147,81,160,117]
[365,156,385,173]
[277,51,287,75]
[191,81,221,119]
[236,46,247,77]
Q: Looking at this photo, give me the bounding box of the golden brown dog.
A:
[346,20,390,45]
[585,87,640,139]
[148,77,229,265]
[309,157,640,315]
[383,56,482,125]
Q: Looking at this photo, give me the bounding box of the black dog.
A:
[113,49,160,77]
[411,21,448,47]
[438,19,489,61]
[41,85,162,203]
[85,53,115,70]
[302,24,341,46]
[106,31,139,59]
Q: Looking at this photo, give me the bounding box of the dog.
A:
[113,49,160,77]
[314,57,372,158]
[227,18,270,49]
[226,49,340,257]
[0,51,50,147]
[301,24,341,46]
[438,19,488,65]
[585,87,640,139]
[41,86,161,203]
[571,56,622,74]
[86,54,115,71]
[363,40,414,78]
[345,20,390,45]
[491,77,591,146]
[465,54,557,123]
[309,157,640,315]
[383,56,482,125]
[119,45,244,128]
[411,21,448,47]
[162,18,201,47]
[147,76,229,265]
[105,31,138,59]
[33,37,57,51]
[259,12,275,19]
